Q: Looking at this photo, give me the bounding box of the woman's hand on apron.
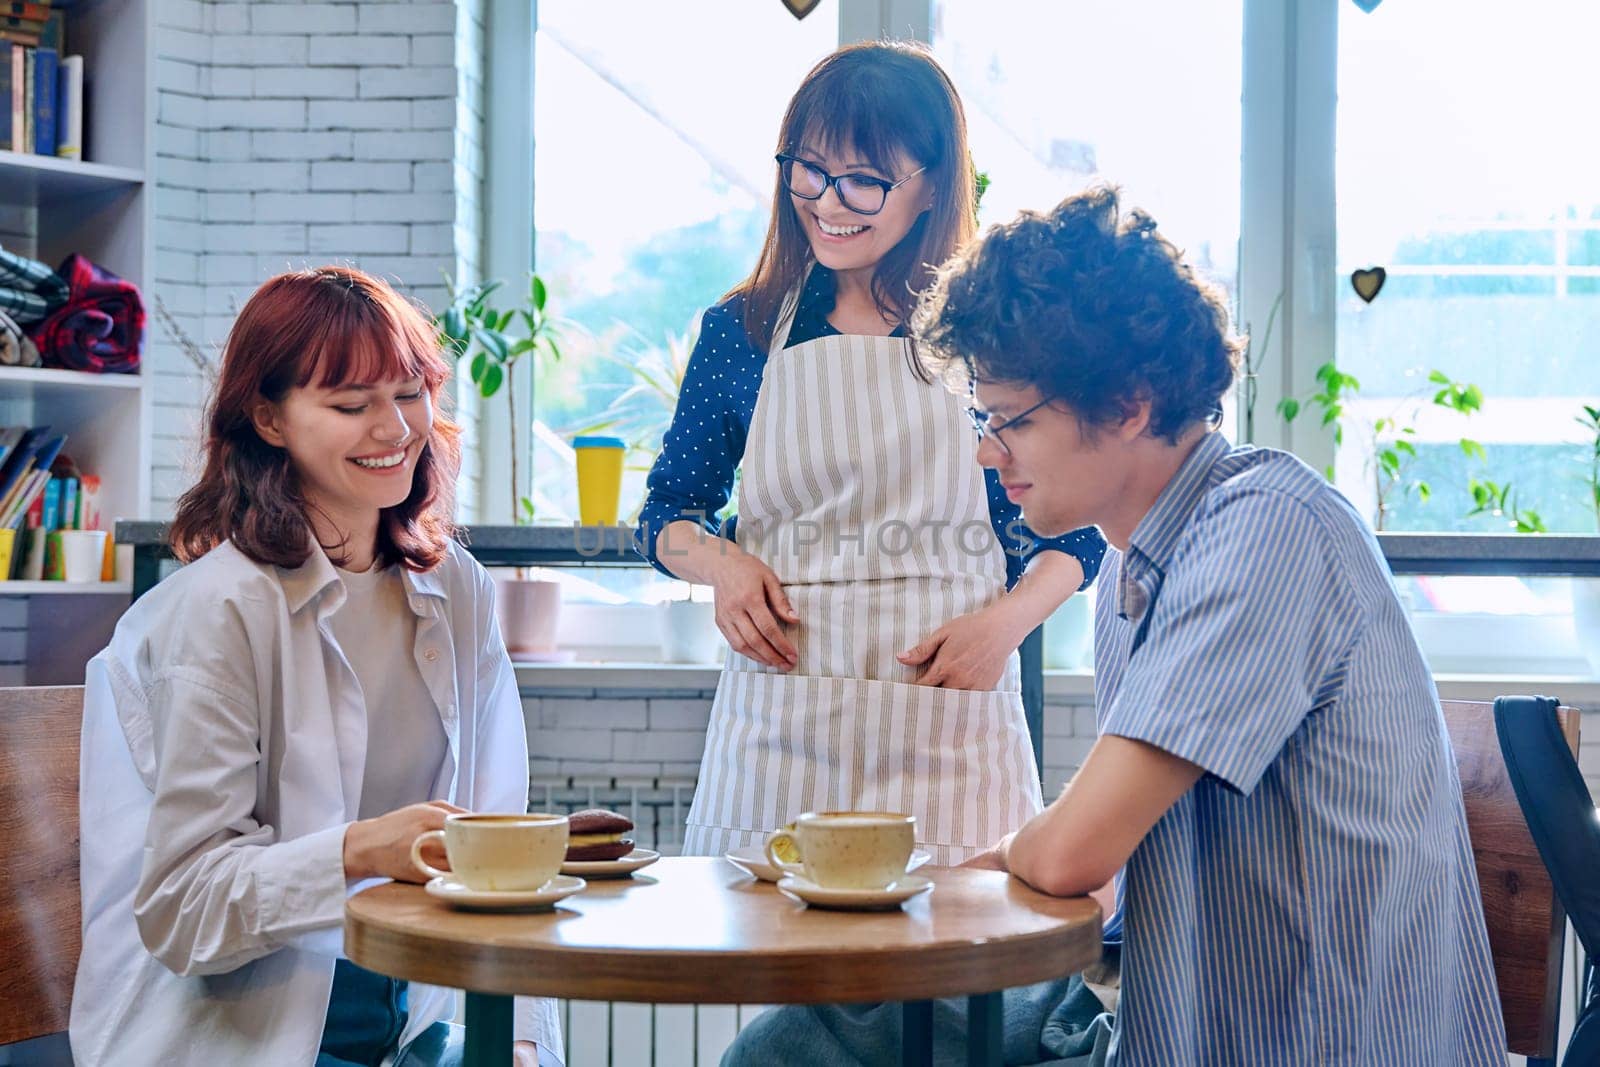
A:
[710,551,800,670]
[897,606,1023,690]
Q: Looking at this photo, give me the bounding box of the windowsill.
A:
[514,661,1600,711]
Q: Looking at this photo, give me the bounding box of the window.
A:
[1334,0,1600,535]
[932,0,1242,295]
[1331,0,1600,677]
[529,0,838,535]
[503,0,1595,673]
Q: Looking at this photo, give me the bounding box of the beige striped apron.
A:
[681,290,1043,866]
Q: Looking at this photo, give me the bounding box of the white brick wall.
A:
[520,683,1100,812]
[149,0,486,518]
[520,678,1600,847]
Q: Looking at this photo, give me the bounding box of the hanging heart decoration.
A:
[1351,0,1384,12]
[1351,266,1386,304]
[781,0,823,19]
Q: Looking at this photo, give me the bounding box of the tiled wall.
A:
[149,0,485,517]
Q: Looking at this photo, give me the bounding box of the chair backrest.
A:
[0,685,84,1045]
[1441,697,1579,1060]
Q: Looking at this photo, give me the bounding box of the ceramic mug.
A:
[410,812,569,891]
[764,811,916,890]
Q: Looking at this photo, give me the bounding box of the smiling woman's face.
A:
[252,374,433,541]
[788,140,932,276]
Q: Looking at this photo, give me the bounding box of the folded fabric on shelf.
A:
[0,244,71,325]
[30,254,145,374]
[0,309,43,367]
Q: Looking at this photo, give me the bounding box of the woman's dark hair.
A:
[913,185,1243,443]
[169,266,462,571]
[730,40,977,352]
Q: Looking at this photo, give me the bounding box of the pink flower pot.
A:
[496,577,562,655]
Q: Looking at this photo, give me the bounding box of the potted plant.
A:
[1277,363,1484,531]
[437,275,569,660]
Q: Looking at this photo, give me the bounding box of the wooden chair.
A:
[0,685,84,1049]
[1441,698,1579,1065]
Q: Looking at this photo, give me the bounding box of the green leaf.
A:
[1463,385,1483,410]
[479,362,504,398]
[478,330,509,361]
[1314,362,1340,386]
[1428,369,1451,385]
[1393,439,1416,457]
[518,496,536,523]
[1378,450,1401,478]
[1416,481,1432,502]
[469,351,487,384]
[1459,438,1486,462]
[1276,398,1301,423]
[496,309,516,332]
[531,275,547,313]
[545,337,562,362]
[442,307,466,341]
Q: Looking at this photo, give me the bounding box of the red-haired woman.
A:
[70,267,561,1067]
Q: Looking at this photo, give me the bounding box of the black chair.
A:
[1495,695,1600,1066]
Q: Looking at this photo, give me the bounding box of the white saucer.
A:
[776,873,934,911]
[424,874,586,911]
[724,845,932,884]
[560,847,661,879]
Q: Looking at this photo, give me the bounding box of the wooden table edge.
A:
[345,896,1103,1004]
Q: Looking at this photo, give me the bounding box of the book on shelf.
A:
[1,7,79,159]
[0,426,78,581]
[0,424,65,523]
[3,3,55,21]
[28,41,52,156]
[5,45,21,151]
[56,49,77,156]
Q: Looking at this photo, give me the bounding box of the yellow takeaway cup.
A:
[573,435,626,526]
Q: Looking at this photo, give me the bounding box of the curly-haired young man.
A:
[913,186,1506,1066]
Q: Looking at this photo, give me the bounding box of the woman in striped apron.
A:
[635,41,1105,865]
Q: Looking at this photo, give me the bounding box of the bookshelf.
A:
[0,0,152,683]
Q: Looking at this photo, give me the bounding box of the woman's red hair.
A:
[169,266,462,571]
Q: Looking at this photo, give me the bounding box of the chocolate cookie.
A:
[565,808,637,862]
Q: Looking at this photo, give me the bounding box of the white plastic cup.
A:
[58,529,109,583]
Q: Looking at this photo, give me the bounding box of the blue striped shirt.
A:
[1095,432,1504,1066]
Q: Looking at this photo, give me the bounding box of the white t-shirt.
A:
[329,563,449,820]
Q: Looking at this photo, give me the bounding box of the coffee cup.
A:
[410,812,569,891]
[764,811,916,890]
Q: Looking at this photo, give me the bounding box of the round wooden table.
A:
[346,857,1102,1066]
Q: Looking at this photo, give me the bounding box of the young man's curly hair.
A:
[914,184,1243,444]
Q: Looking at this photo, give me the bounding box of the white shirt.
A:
[70,538,562,1067]
[328,563,449,820]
